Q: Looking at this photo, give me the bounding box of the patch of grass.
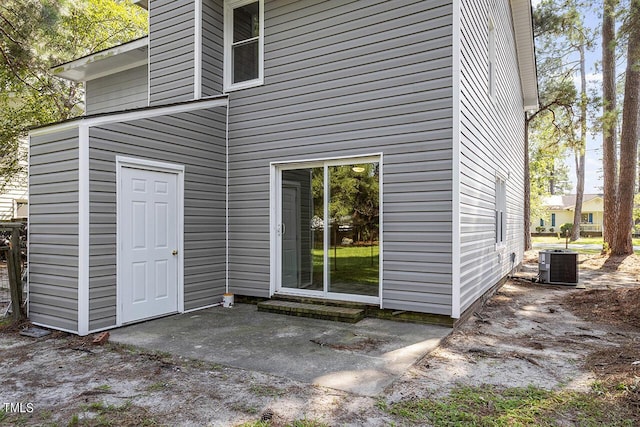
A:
[235,422,269,427]
[38,409,53,421]
[84,400,131,413]
[532,235,640,254]
[230,402,260,415]
[290,418,329,427]
[188,359,224,371]
[249,384,287,398]
[69,401,157,426]
[111,343,172,361]
[145,382,169,392]
[385,385,636,426]
[94,384,111,392]
[312,245,379,286]
[237,419,328,427]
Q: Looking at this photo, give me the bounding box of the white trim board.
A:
[53,37,149,82]
[147,0,151,107]
[26,135,31,319]
[451,0,462,319]
[194,0,203,99]
[77,124,90,335]
[30,97,229,137]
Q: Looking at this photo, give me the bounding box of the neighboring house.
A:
[28,0,537,335]
[0,138,28,221]
[536,194,603,235]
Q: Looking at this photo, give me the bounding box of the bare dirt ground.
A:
[1,251,639,426]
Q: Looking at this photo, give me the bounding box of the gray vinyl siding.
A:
[149,0,195,104]
[28,128,80,332]
[87,107,227,330]
[458,0,526,313]
[85,65,149,115]
[201,0,223,96]
[227,0,454,315]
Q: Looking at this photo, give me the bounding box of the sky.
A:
[533,1,606,194]
[569,7,605,195]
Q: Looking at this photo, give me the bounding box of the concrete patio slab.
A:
[108,303,451,396]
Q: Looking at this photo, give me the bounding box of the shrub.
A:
[560,223,573,236]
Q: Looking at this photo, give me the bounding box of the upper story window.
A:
[488,18,496,99]
[224,0,264,91]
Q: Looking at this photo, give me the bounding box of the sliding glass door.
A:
[281,168,323,291]
[277,157,380,302]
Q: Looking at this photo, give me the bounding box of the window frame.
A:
[495,174,507,248]
[223,0,264,92]
[581,212,593,224]
[488,17,496,100]
[13,199,28,219]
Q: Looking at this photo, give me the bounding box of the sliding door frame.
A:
[269,153,383,306]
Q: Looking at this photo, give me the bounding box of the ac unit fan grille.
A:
[549,253,578,283]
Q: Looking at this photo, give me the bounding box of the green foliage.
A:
[385,385,636,426]
[0,0,147,187]
[531,0,600,240]
[312,163,380,242]
[560,222,574,236]
[528,111,572,226]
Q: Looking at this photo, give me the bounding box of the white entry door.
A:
[120,166,179,324]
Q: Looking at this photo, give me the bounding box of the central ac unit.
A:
[538,250,578,285]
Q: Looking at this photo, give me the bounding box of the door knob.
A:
[172,249,178,256]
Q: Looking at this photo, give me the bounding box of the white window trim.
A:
[223,0,264,92]
[495,172,507,250]
[488,17,496,100]
[13,199,28,219]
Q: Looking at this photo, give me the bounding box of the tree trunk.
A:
[524,114,532,251]
[571,152,585,241]
[602,0,618,249]
[7,226,25,322]
[612,0,640,255]
[571,43,588,242]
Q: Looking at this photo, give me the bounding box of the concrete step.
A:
[257,300,365,323]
